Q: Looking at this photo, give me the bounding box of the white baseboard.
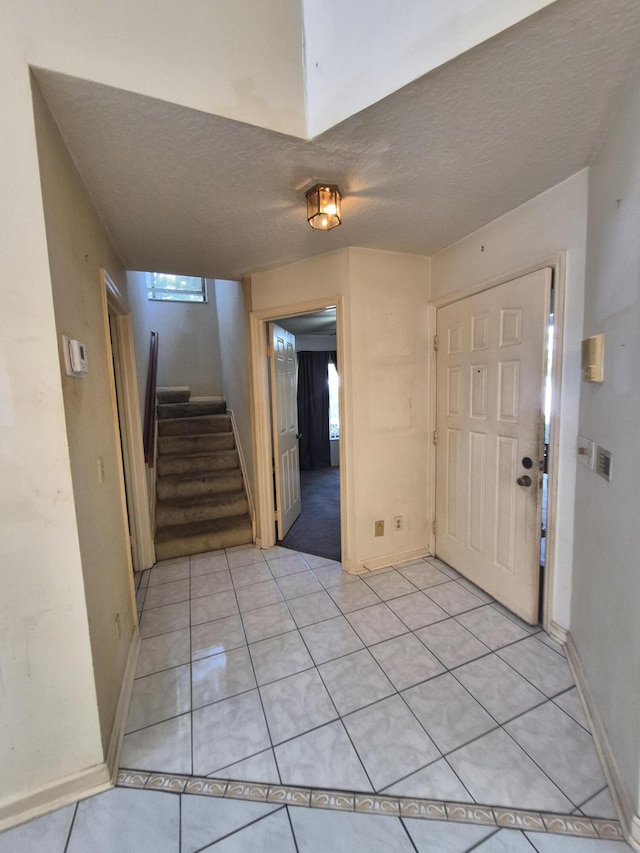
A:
[547,620,569,645]
[0,762,111,834]
[105,629,140,782]
[564,633,640,852]
[360,547,429,573]
[0,630,140,833]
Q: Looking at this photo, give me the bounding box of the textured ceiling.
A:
[35,0,640,281]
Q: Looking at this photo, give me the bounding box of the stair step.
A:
[158,432,236,456]
[156,386,190,404]
[156,490,249,527]
[155,515,253,561]
[157,449,239,477]
[157,400,226,420]
[157,469,243,500]
[158,414,232,437]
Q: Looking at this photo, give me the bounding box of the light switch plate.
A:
[577,435,595,469]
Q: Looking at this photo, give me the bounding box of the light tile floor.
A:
[0,784,632,852]
[125,545,613,817]
[1,545,631,851]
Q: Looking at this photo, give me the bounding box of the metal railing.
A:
[143,331,159,467]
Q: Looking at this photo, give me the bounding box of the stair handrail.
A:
[143,330,159,467]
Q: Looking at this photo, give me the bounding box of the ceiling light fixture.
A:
[305,184,342,230]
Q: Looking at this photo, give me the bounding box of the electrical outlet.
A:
[394,515,403,531]
[374,520,384,537]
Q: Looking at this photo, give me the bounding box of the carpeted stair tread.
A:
[158,414,232,436]
[156,468,243,500]
[157,400,227,419]
[154,515,253,561]
[157,449,239,476]
[156,490,248,527]
[158,432,236,455]
[153,386,252,557]
[156,386,190,404]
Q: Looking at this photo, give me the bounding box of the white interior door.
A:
[269,323,301,539]
[435,269,551,623]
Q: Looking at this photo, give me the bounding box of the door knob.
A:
[517,475,532,487]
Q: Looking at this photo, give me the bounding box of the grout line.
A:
[465,827,502,851]
[285,805,301,853]
[229,569,282,785]
[188,554,195,775]
[62,800,79,853]
[398,814,421,852]
[189,806,287,853]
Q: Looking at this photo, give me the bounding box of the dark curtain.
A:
[297,351,336,470]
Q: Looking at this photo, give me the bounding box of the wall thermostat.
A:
[581,333,604,383]
[62,335,89,377]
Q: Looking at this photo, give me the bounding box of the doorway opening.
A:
[249,297,347,563]
[269,308,341,561]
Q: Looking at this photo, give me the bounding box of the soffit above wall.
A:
[34,0,640,281]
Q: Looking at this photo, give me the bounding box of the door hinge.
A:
[433,430,438,445]
[267,345,273,359]
[433,335,438,351]
[274,510,279,521]
[432,519,436,536]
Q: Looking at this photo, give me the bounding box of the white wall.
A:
[250,247,430,570]
[0,50,104,822]
[294,334,337,352]
[127,273,223,407]
[302,0,557,136]
[571,65,640,820]
[431,170,589,629]
[8,0,305,138]
[214,279,256,510]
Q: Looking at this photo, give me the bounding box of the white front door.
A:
[269,323,301,539]
[435,269,551,623]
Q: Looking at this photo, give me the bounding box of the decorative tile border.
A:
[146,773,191,792]
[495,807,545,832]
[117,770,148,789]
[542,814,598,837]
[310,791,354,811]
[355,795,400,816]
[117,769,625,842]
[267,786,310,806]
[446,803,495,825]
[399,799,447,820]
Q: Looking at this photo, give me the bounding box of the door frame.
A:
[249,295,348,560]
[102,268,155,571]
[428,253,566,633]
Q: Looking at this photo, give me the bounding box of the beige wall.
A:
[571,64,640,819]
[214,279,256,510]
[431,170,589,630]
[0,49,104,819]
[250,247,430,570]
[127,272,224,409]
[33,81,137,751]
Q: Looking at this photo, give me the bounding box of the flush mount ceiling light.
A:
[305,184,342,230]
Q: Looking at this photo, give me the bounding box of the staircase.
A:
[154,387,253,560]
